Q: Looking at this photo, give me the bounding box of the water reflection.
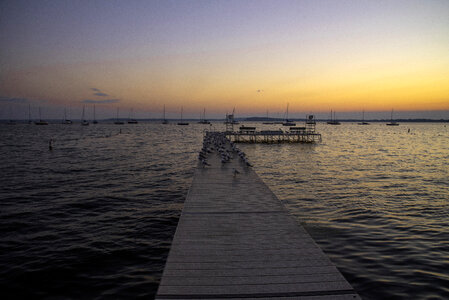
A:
[0,122,447,299]
[241,122,449,299]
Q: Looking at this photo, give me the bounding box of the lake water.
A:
[0,122,448,299]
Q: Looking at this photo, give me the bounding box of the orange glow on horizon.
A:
[1,33,448,116]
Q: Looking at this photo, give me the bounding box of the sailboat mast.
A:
[28,104,31,123]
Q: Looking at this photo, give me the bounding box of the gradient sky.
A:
[1,0,448,119]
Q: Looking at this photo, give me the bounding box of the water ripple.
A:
[1,122,448,299]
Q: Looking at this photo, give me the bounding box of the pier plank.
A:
[156,133,359,299]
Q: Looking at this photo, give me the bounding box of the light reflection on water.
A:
[0,122,448,299]
[241,122,449,299]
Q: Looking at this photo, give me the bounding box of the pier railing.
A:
[223,115,322,143]
[224,127,321,143]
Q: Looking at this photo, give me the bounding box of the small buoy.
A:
[49,139,53,151]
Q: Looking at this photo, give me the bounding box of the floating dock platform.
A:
[156,133,358,299]
[225,129,322,143]
[224,115,322,143]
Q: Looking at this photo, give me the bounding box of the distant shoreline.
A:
[1,118,448,123]
[244,117,449,123]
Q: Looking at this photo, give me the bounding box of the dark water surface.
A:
[0,122,448,299]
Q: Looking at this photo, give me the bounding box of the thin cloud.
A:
[0,96,28,103]
[81,99,120,104]
[90,88,109,97]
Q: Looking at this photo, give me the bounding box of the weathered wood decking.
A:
[156,135,359,299]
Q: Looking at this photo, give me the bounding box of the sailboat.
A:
[162,105,169,124]
[262,110,274,124]
[114,107,124,124]
[7,105,16,125]
[35,107,49,125]
[273,112,284,124]
[358,110,369,125]
[282,103,295,126]
[177,107,189,125]
[81,106,89,126]
[197,108,210,124]
[28,104,32,124]
[63,108,72,124]
[127,108,138,124]
[327,110,341,125]
[93,105,98,124]
[386,109,399,126]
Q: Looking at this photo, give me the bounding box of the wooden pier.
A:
[225,130,322,143]
[224,115,322,143]
[156,133,359,299]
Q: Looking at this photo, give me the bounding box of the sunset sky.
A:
[1,0,448,119]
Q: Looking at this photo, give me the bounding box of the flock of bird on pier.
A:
[198,132,252,168]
